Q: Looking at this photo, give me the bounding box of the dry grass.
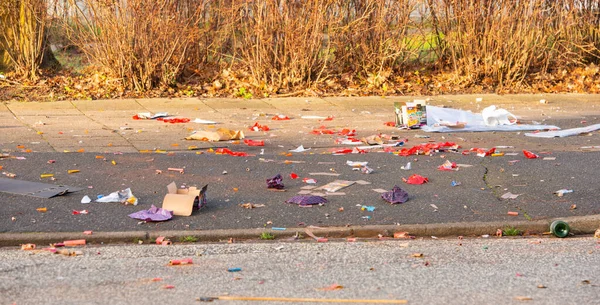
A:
[1,0,600,98]
[427,0,600,89]
[64,0,203,91]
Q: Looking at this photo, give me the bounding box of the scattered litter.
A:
[372,188,388,193]
[83,231,93,235]
[55,249,83,256]
[354,180,371,185]
[158,117,190,123]
[550,220,571,238]
[249,122,270,131]
[403,174,429,185]
[244,139,264,146]
[272,115,290,120]
[240,203,266,209]
[290,173,299,179]
[316,180,355,192]
[162,183,208,216]
[437,160,458,171]
[289,145,311,152]
[133,112,169,120]
[81,195,91,203]
[156,236,171,245]
[451,181,461,187]
[361,166,374,174]
[168,167,185,174]
[286,195,328,206]
[422,105,558,132]
[301,115,329,120]
[129,205,173,222]
[346,160,368,167]
[394,232,414,239]
[193,118,218,124]
[64,239,86,246]
[501,192,521,200]
[361,205,376,212]
[302,178,317,184]
[554,189,573,197]
[21,244,36,250]
[0,178,84,198]
[381,185,409,204]
[72,210,88,215]
[67,169,80,174]
[96,188,138,205]
[228,267,242,272]
[309,172,340,176]
[523,150,539,159]
[430,204,438,211]
[267,174,284,189]
[304,228,328,242]
[543,157,556,161]
[401,162,411,170]
[482,105,517,126]
[507,211,519,216]
[169,259,193,266]
[362,135,384,145]
[185,128,244,141]
[525,124,600,138]
[215,148,249,157]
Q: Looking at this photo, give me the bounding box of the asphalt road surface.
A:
[1,237,599,305]
[1,150,599,233]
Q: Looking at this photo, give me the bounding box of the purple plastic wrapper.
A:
[381,185,409,204]
[267,174,284,189]
[286,195,328,206]
[128,205,173,222]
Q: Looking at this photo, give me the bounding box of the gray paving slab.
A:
[203,98,276,110]
[136,97,214,113]
[71,99,146,112]
[6,100,80,116]
[17,115,104,131]
[0,103,10,112]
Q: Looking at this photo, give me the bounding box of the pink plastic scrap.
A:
[267,174,284,189]
[286,195,328,206]
[128,205,173,222]
[437,160,458,171]
[381,185,409,204]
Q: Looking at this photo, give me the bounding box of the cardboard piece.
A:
[162,182,208,216]
[0,177,83,198]
[394,100,427,128]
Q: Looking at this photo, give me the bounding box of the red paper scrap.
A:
[403,174,429,185]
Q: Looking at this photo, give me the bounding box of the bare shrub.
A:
[65,0,203,91]
[329,0,421,87]
[225,0,339,94]
[427,0,600,89]
[0,0,50,80]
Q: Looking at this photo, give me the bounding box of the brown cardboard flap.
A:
[162,194,196,216]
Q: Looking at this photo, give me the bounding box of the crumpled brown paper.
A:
[185,128,245,141]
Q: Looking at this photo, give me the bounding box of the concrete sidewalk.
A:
[1,93,599,153]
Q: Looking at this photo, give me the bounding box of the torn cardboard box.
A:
[162,182,208,216]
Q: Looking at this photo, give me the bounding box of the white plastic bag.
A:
[482,106,517,126]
